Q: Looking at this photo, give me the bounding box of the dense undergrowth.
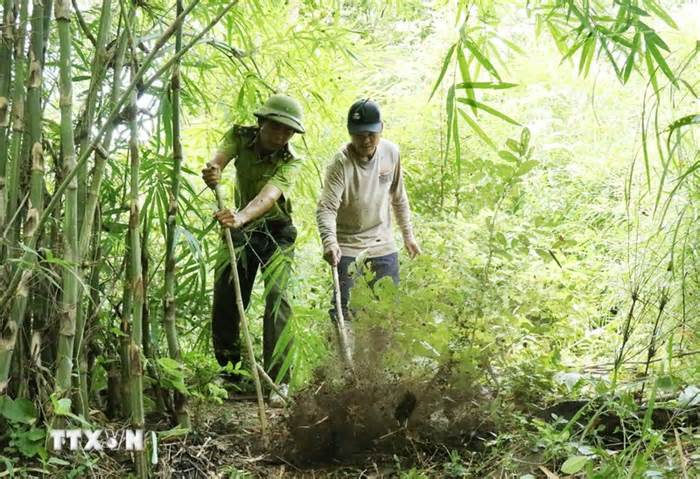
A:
[1,0,699,477]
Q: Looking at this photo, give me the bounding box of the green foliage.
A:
[0,0,698,476]
[0,396,37,424]
[0,395,46,462]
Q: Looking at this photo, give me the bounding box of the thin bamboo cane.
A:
[120,235,132,417]
[53,0,79,404]
[162,0,190,428]
[76,208,102,416]
[127,20,147,475]
[214,184,267,436]
[71,0,114,411]
[85,206,102,391]
[140,209,169,415]
[0,0,240,311]
[78,6,130,256]
[77,9,132,419]
[75,0,112,234]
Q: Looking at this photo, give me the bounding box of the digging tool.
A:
[256,363,288,406]
[213,184,267,435]
[332,264,355,371]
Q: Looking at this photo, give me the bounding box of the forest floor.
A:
[16,378,700,478]
[154,394,493,479]
[150,390,699,479]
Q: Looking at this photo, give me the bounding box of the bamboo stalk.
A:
[214,185,267,435]
[53,0,79,405]
[127,27,147,476]
[0,0,15,234]
[4,0,29,247]
[71,0,115,417]
[162,0,190,428]
[41,1,52,56]
[0,0,46,394]
[140,209,169,415]
[120,236,132,418]
[85,206,102,394]
[75,0,113,234]
[25,0,48,408]
[70,0,96,47]
[78,6,130,256]
[0,0,240,311]
[76,208,102,416]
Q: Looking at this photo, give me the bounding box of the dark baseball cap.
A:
[347,99,382,134]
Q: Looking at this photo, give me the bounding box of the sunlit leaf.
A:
[457,108,497,151]
[462,38,501,81]
[455,81,518,90]
[429,42,457,100]
[456,98,521,126]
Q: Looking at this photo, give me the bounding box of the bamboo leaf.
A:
[646,30,671,52]
[499,37,525,55]
[578,35,595,76]
[644,49,660,95]
[429,42,456,100]
[456,47,476,114]
[646,38,677,86]
[456,98,521,126]
[445,84,455,161]
[161,90,173,152]
[547,21,569,56]
[455,81,518,90]
[457,108,497,151]
[642,0,678,29]
[668,114,700,135]
[462,38,501,81]
[680,80,698,98]
[623,32,640,83]
[561,37,587,63]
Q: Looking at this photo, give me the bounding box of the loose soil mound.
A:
[283,368,495,464]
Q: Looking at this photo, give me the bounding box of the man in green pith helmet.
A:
[202,94,304,388]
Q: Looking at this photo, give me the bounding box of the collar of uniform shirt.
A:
[247,130,289,164]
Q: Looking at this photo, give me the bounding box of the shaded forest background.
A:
[0,0,698,477]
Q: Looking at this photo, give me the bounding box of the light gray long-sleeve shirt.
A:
[316,138,415,258]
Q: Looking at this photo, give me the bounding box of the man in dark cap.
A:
[202,94,304,388]
[316,99,421,321]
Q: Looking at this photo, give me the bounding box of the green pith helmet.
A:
[254,94,305,134]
